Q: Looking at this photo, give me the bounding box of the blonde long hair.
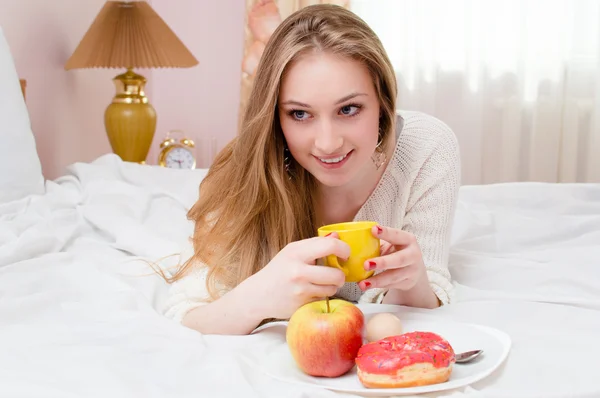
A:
[167,4,398,300]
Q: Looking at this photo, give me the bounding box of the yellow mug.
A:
[317,221,380,283]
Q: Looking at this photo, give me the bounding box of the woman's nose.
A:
[314,122,343,154]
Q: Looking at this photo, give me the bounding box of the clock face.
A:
[165,147,195,169]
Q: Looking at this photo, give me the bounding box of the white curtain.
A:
[350,0,600,184]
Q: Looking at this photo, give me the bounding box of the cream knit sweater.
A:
[162,111,461,323]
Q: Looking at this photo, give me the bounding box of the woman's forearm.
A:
[181,278,266,335]
[382,277,440,309]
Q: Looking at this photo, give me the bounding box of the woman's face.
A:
[278,51,381,189]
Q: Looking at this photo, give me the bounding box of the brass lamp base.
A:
[104,68,157,163]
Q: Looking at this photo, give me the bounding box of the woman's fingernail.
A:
[325,232,333,237]
[367,261,377,270]
[376,226,383,234]
[363,281,371,289]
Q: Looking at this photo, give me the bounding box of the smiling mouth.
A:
[318,151,351,164]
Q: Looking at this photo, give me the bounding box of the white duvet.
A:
[1,154,599,398]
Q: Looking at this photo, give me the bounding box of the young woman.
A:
[161,4,461,335]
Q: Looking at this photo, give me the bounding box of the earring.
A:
[284,146,293,179]
[372,128,387,170]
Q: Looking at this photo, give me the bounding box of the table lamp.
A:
[65,0,198,163]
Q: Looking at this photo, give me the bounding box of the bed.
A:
[2,27,600,398]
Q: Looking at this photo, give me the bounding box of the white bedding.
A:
[1,154,599,398]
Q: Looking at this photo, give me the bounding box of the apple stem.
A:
[326,296,330,313]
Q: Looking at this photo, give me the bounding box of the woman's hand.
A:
[245,234,349,320]
[357,225,439,308]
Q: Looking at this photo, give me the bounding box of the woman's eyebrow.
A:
[280,100,311,108]
[335,92,367,104]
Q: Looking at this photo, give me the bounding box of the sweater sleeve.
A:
[401,121,461,305]
[161,243,212,323]
[162,266,211,323]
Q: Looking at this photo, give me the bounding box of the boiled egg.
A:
[365,312,404,342]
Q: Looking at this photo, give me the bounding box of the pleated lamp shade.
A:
[65,0,198,70]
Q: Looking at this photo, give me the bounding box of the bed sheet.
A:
[1,154,599,398]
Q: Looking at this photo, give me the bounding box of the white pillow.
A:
[0,25,44,203]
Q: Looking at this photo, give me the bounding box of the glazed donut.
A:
[355,331,455,388]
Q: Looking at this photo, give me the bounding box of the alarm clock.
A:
[157,130,196,169]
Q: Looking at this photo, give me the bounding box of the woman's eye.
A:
[340,105,360,116]
[291,110,309,120]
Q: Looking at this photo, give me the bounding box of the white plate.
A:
[258,312,511,396]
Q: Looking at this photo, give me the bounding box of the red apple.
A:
[286,299,365,377]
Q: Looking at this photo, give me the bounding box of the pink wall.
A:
[149,0,245,169]
[0,0,245,179]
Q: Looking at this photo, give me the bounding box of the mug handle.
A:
[326,255,349,277]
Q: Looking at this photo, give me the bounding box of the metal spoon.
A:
[455,350,483,364]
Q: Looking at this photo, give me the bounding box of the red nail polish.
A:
[364,281,371,289]
[376,226,383,234]
[325,232,333,237]
[368,261,377,270]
